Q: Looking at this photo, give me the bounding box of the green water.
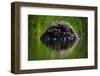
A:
[28,15,88,60]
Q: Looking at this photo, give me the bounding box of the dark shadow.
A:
[41,39,76,51]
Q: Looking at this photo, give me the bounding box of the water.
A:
[28,35,88,61]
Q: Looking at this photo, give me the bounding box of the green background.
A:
[28,15,88,60]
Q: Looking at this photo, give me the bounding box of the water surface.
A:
[28,35,88,60]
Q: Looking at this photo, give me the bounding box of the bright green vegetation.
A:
[28,15,88,60]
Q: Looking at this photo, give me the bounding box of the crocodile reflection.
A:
[41,40,76,51]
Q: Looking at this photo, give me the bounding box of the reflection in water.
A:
[28,37,87,60]
[41,40,77,51]
[40,39,78,58]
